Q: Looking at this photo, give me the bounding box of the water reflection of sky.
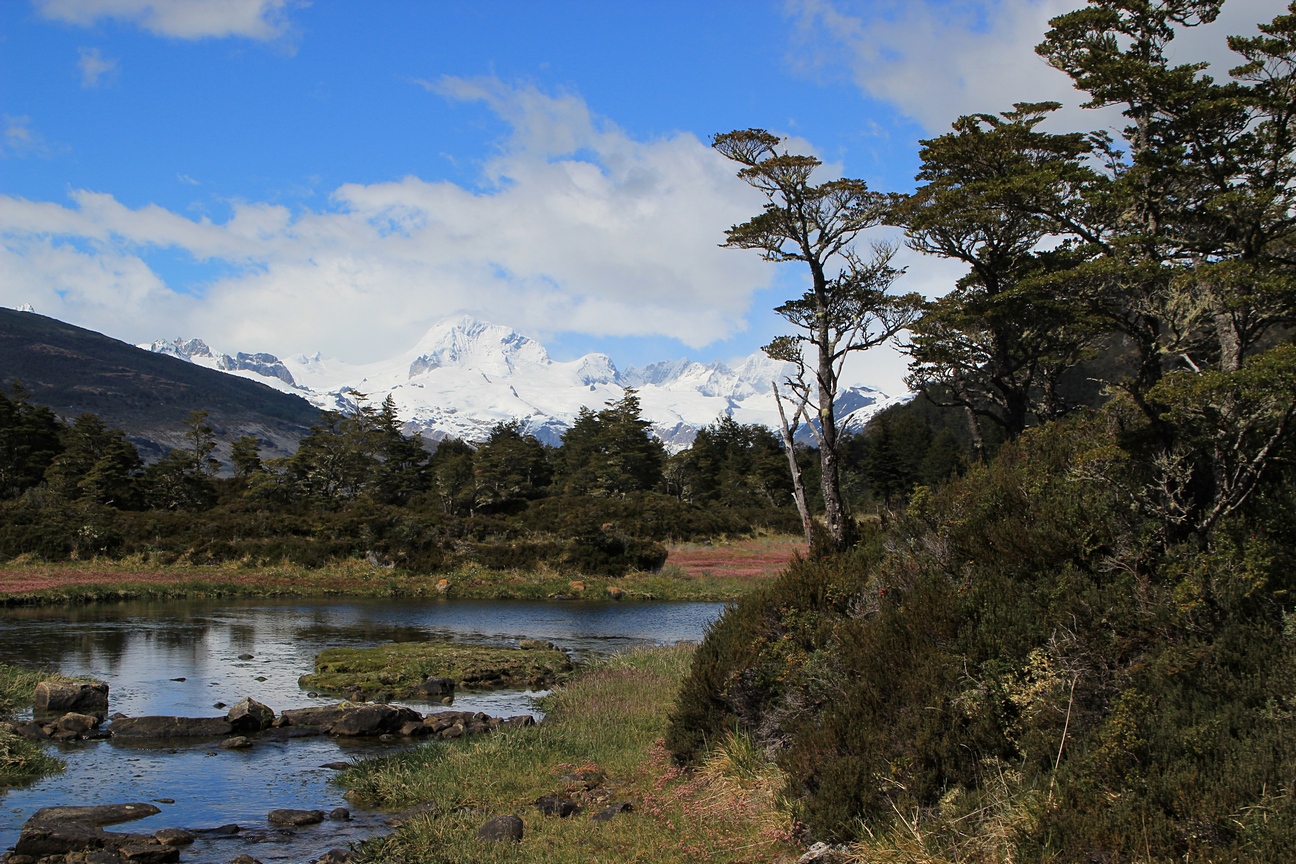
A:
[0,598,723,862]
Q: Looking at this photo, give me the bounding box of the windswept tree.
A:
[715,129,924,549]
[899,103,1106,453]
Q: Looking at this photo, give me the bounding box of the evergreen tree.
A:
[0,382,63,499]
[474,419,551,510]
[44,413,142,508]
[557,390,665,495]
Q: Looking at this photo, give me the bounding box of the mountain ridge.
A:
[144,315,909,450]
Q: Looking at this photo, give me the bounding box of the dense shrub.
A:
[666,416,1296,859]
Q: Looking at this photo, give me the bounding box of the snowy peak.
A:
[406,316,553,379]
[146,316,906,451]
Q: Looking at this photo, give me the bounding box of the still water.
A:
[0,597,723,862]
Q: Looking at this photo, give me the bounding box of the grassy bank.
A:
[0,662,64,788]
[0,536,801,607]
[340,645,796,864]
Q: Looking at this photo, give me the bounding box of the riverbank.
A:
[341,644,797,864]
[0,535,803,607]
[0,664,64,789]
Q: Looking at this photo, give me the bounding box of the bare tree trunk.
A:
[816,326,849,551]
[774,383,814,546]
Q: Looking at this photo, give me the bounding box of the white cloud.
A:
[788,0,1289,136]
[0,80,775,364]
[1,115,58,158]
[77,47,118,87]
[35,0,295,41]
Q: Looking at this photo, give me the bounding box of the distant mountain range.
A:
[144,315,909,450]
[0,308,320,462]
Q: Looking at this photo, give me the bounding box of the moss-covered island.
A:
[300,641,575,698]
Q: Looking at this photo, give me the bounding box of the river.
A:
[0,597,723,863]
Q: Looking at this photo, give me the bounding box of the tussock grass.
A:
[342,645,799,863]
[0,661,65,789]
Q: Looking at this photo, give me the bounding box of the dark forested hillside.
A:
[0,308,320,460]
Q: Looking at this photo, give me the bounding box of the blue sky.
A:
[1,0,1279,393]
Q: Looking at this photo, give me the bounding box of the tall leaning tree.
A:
[715,129,924,551]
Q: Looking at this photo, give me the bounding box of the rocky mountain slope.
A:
[0,308,320,461]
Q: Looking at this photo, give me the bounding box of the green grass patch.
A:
[301,641,575,697]
[340,645,796,863]
[0,661,66,790]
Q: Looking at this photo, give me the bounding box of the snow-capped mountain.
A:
[143,316,909,451]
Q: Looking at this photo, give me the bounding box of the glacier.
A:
[143,316,909,451]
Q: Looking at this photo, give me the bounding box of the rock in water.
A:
[316,849,353,863]
[266,809,327,826]
[226,697,275,733]
[219,735,253,749]
[109,716,234,738]
[34,681,109,716]
[153,828,194,846]
[476,814,524,843]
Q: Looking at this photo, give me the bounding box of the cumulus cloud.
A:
[0,80,776,363]
[35,0,295,41]
[788,0,1287,136]
[77,47,118,87]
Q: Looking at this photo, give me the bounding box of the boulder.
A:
[385,801,441,827]
[534,793,579,818]
[55,712,102,734]
[4,719,50,740]
[327,704,422,737]
[192,824,240,835]
[29,804,161,826]
[109,716,234,738]
[34,681,109,716]
[328,807,350,821]
[316,850,353,864]
[224,857,262,864]
[320,761,351,770]
[219,736,253,750]
[225,697,275,733]
[266,809,326,826]
[398,721,430,736]
[476,814,524,843]
[118,843,179,863]
[152,829,194,847]
[417,676,455,697]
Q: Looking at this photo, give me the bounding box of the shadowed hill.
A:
[0,308,320,462]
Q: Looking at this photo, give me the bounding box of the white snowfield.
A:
[143,316,908,451]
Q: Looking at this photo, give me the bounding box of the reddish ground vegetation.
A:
[665,535,805,580]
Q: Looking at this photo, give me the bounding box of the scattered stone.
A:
[152,799,175,805]
[560,769,604,790]
[307,691,319,697]
[319,761,350,770]
[226,697,275,733]
[237,654,255,660]
[590,802,633,822]
[797,841,847,863]
[109,716,233,739]
[476,814,524,843]
[3,855,36,864]
[213,702,227,709]
[109,712,128,720]
[606,585,624,600]
[170,678,186,682]
[535,793,579,818]
[435,578,450,594]
[315,849,352,864]
[266,809,326,827]
[385,801,441,827]
[254,676,267,682]
[34,681,109,716]
[152,829,193,847]
[219,736,253,750]
[568,580,586,592]
[440,696,453,705]
[399,721,431,736]
[55,712,102,734]
[501,714,537,730]
[224,856,262,864]
[328,807,350,821]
